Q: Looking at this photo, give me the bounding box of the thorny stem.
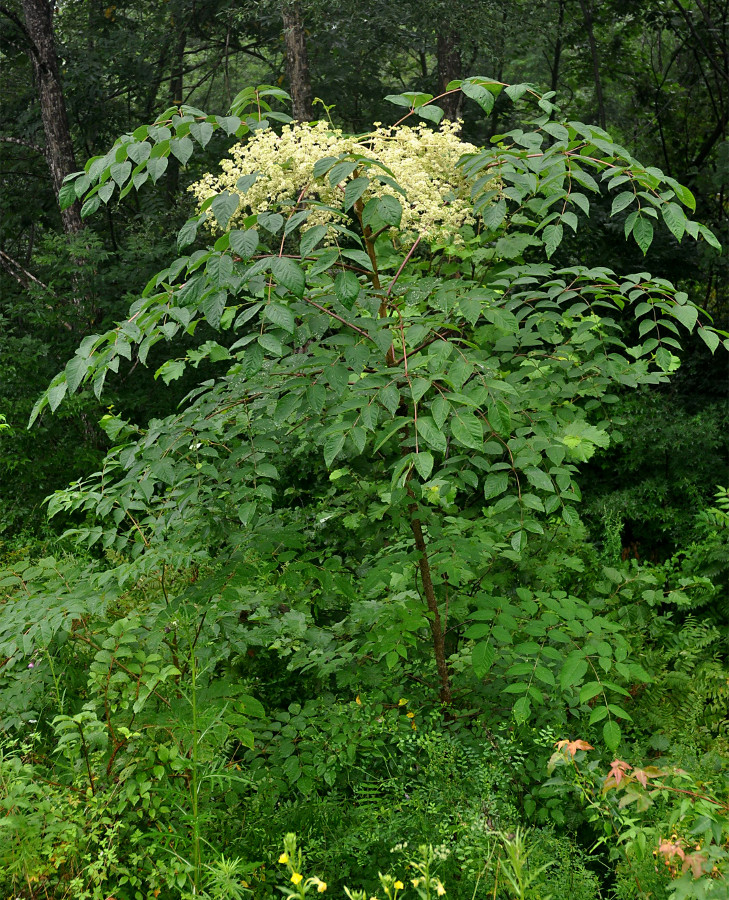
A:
[125,509,150,548]
[303,295,371,338]
[189,639,202,891]
[353,191,450,703]
[106,737,128,778]
[386,235,422,297]
[279,184,309,257]
[77,724,95,795]
[45,648,63,713]
[389,237,423,376]
[410,510,452,704]
[72,633,172,707]
[192,610,208,651]
[397,306,409,377]
[353,197,382,292]
[354,196,397,366]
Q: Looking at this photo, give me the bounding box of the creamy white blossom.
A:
[189,120,486,243]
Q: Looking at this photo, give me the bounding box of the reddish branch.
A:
[410,511,452,704]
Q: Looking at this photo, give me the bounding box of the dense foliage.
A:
[1,4,729,900]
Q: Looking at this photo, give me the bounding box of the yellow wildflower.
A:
[398,698,408,706]
[279,853,289,864]
[406,711,415,718]
[355,694,362,705]
[317,881,327,893]
[394,881,404,890]
[436,882,446,896]
[291,873,303,885]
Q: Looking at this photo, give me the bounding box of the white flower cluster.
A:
[189,120,483,243]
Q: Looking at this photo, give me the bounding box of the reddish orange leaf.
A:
[682,852,706,879]
[603,758,632,791]
[659,840,685,861]
[555,739,594,757]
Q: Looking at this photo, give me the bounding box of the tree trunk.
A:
[437,30,463,120]
[550,0,566,93]
[578,0,606,130]
[169,26,186,110]
[21,0,83,235]
[167,28,187,198]
[282,1,313,121]
[144,36,172,120]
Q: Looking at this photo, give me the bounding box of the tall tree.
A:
[666,0,729,170]
[437,29,463,120]
[15,0,83,234]
[548,0,566,92]
[578,0,606,130]
[282,0,314,120]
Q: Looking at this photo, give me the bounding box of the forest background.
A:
[0,1,728,899]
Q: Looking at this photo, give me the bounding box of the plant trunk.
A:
[410,510,452,704]
[437,30,463,120]
[21,0,83,235]
[282,1,313,121]
[550,0,566,93]
[144,36,172,119]
[167,28,187,198]
[578,0,606,130]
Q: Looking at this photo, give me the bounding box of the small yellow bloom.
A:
[412,878,421,888]
[355,695,362,705]
[436,882,446,896]
[291,873,303,885]
[317,882,327,893]
[406,711,415,718]
[411,721,417,730]
[279,853,289,864]
[398,698,408,706]
[394,881,404,890]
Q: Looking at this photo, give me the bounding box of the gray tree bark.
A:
[167,27,187,198]
[20,0,84,235]
[549,0,566,93]
[282,1,314,121]
[437,30,463,120]
[578,0,607,130]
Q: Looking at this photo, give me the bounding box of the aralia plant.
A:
[26,77,728,745]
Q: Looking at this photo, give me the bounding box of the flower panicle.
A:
[189,119,491,244]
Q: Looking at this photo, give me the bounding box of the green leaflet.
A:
[416,416,446,453]
[561,655,588,690]
[413,451,434,480]
[264,302,295,334]
[211,191,240,228]
[334,271,360,308]
[230,229,259,259]
[450,410,483,450]
[603,720,621,751]
[271,257,305,297]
